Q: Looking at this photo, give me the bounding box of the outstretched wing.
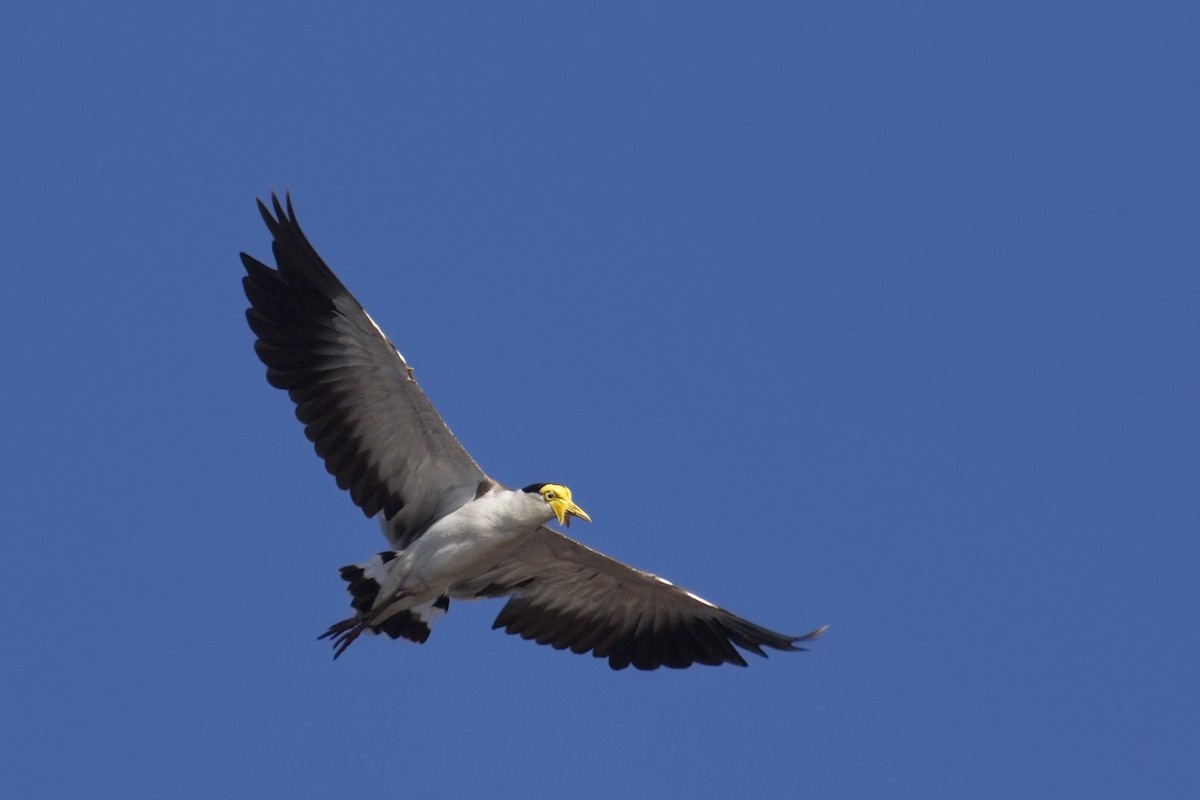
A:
[460,527,826,670]
[241,194,488,548]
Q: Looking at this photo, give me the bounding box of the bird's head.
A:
[523,483,591,527]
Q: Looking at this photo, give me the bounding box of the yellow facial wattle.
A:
[541,484,591,527]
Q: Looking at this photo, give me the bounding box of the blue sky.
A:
[3,3,1197,797]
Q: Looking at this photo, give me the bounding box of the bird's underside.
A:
[241,193,826,670]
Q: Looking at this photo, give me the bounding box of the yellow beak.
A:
[550,497,591,527]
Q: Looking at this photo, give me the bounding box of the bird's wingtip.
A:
[798,624,829,643]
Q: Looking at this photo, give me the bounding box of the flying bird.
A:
[241,194,826,670]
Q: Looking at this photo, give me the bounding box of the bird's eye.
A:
[544,491,557,501]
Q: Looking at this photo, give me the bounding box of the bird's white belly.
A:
[379,494,544,600]
[404,529,517,589]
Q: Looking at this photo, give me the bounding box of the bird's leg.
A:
[318,589,416,659]
[318,616,367,659]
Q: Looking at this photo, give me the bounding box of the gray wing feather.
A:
[242,194,487,548]
[459,527,825,670]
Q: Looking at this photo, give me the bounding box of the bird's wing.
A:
[241,194,488,548]
[459,527,826,670]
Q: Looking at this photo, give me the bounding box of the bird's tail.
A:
[319,552,450,658]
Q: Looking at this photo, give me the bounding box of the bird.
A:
[241,193,826,670]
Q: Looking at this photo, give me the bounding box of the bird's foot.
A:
[318,616,367,659]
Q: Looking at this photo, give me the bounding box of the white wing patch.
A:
[363,308,409,366]
[685,590,717,609]
[654,575,717,608]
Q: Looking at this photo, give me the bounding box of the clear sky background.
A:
[3,3,1197,798]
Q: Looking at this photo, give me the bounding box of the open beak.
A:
[551,498,591,527]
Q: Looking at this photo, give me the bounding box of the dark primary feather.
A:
[464,526,825,670]
[241,194,487,547]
